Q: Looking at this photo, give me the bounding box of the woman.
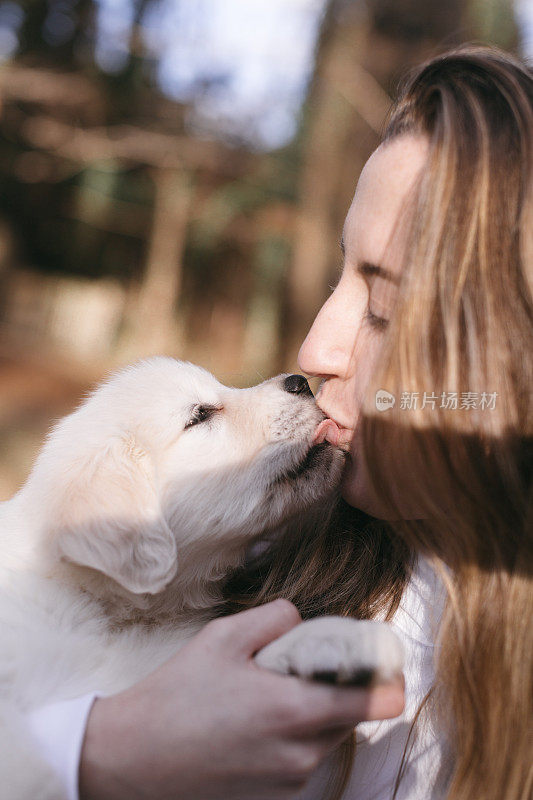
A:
[36,44,533,800]
[224,42,532,800]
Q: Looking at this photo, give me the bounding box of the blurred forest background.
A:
[0,0,530,498]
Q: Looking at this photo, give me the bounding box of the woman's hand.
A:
[79,599,404,800]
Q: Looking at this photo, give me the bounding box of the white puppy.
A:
[0,357,402,799]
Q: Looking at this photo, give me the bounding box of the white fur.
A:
[0,357,401,798]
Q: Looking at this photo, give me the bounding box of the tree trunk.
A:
[123,168,192,358]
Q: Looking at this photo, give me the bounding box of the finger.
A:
[294,677,405,729]
[365,681,405,720]
[213,599,302,658]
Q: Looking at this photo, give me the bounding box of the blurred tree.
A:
[0,0,302,381]
[17,0,97,68]
[0,0,521,383]
[124,168,192,357]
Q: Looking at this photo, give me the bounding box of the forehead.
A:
[343,135,429,273]
[106,359,224,409]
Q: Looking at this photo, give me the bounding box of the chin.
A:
[340,464,394,521]
[341,470,426,522]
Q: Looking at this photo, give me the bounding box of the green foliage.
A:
[466,0,519,51]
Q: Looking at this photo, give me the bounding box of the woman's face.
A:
[298,134,429,518]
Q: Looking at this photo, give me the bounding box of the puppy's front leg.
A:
[254,616,403,687]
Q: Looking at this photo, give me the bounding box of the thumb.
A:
[220,599,302,659]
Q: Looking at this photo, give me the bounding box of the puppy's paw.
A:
[254,616,403,687]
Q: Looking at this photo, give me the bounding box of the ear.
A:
[50,435,178,595]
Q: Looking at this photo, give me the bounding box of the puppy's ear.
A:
[50,436,177,595]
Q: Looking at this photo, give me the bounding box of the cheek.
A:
[159,423,249,480]
[352,335,382,396]
[224,411,268,458]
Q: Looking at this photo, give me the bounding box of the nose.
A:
[283,374,313,397]
[298,288,356,380]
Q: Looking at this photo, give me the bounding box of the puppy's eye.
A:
[184,404,219,430]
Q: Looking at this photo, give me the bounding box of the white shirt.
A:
[26,692,98,800]
[26,556,450,800]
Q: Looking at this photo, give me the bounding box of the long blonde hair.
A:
[224,44,533,800]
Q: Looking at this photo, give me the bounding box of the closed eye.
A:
[363,306,389,331]
[184,404,221,430]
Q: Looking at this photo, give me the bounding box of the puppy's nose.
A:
[283,374,313,397]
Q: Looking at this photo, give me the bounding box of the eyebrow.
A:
[340,235,400,285]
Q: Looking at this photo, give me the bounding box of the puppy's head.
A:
[23,358,344,605]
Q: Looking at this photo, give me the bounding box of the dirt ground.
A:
[0,350,94,500]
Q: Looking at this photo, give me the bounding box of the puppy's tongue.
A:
[313,418,341,446]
